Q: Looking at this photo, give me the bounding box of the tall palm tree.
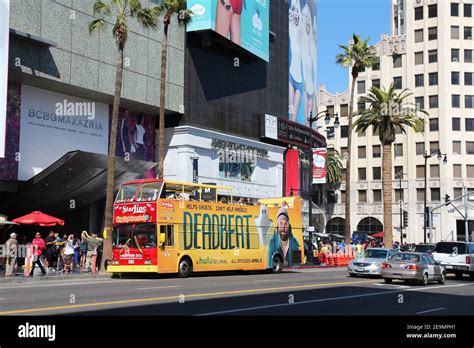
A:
[155,0,192,178]
[89,0,159,268]
[326,148,343,185]
[336,34,379,244]
[353,84,426,247]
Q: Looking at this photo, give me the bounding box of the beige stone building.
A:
[316,0,474,244]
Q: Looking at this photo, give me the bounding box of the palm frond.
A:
[89,18,106,34]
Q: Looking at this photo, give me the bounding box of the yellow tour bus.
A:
[108,179,304,277]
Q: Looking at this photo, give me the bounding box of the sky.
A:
[317,0,390,94]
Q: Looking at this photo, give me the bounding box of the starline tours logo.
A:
[121,204,148,214]
[18,322,56,342]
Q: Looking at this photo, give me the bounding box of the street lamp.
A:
[423,149,448,243]
[307,110,339,255]
[396,171,408,244]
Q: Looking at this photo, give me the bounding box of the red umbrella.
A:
[12,211,65,227]
[372,232,384,238]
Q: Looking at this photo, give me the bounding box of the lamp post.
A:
[423,149,447,243]
[306,110,339,250]
[397,171,407,244]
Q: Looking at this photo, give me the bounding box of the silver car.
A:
[381,252,446,286]
[348,248,398,277]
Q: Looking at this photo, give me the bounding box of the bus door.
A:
[157,224,178,272]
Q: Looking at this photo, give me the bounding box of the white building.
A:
[317,0,474,243]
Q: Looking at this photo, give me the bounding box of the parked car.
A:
[414,243,436,254]
[432,241,474,280]
[381,252,446,286]
[348,248,398,277]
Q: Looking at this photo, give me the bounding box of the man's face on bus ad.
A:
[277,219,290,241]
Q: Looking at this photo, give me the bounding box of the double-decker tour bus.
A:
[107,179,304,277]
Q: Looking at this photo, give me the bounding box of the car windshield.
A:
[434,242,467,254]
[389,253,420,263]
[363,249,388,259]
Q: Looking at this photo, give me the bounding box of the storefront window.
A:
[219,162,255,182]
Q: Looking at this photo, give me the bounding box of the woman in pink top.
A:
[30,232,46,276]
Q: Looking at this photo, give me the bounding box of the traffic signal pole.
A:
[431,190,474,243]
[400,200,403,244]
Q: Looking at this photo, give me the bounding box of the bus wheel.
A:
[112,273,121,279]
[178,257,192,278]
[272,256,283,273]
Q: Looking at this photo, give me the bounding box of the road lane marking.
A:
[253,279,282,283]
[416,307,445,314]
[0,279,378,315]
[196,282,474,316]
[0,279,160,290]
[136,286,179,290]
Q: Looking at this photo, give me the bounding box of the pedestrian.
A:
[29,232,46,276]
[356,241,363,257]
[4,233,18,277]
[81,231,104,273]
[55,234,66,272]
[320,243,329,265]
[73,236,80,271]
[80,237,88,271]
[337,240,345,254]
[63,234,75,273]
[44,231,56,272]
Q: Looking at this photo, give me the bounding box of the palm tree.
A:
[336,34,379,244]
[89,0,159,268]
[326,148,343,185]
[155,0,192,178]
[353,84,426,247]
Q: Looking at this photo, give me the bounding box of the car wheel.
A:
[438,272,446,285]
[111,273,121,279]
[178,257,192,278]
[384,278,392,284]
[469,272,474,281]
[271,256,283,273]
[421,273,429,286]
[455,272,464,280]
[349,273,357,278]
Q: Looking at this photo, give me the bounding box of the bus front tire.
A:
[178,257,192,278]
[271,256,283,274]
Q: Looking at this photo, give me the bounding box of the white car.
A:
[348,248,398,277]
[432,241,474,280]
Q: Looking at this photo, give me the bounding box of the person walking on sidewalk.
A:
[63,234,76,273]
[30,232,46,276]
[81,231,103,273]
[44,231,56,272]
[4,233,18,277]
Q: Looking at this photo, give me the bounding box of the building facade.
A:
[317,0,474,243]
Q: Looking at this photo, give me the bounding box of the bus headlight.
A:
[111,260,119,265]
[144,260,152,265]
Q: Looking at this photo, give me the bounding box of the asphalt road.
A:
[0,268,473,315]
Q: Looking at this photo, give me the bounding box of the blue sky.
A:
[317,0,390,94]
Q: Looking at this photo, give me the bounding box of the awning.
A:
[315,232,330,238]
[329,233,345,239]
[0,151,157,216]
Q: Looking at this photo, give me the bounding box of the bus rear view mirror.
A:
[159,233,166,245]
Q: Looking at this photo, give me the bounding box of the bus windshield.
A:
[112,223,157,249]
[137,182,163,202]
[115,184,139,203]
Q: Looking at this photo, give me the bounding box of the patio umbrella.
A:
[12,211,65,227]
[372,232,384,238]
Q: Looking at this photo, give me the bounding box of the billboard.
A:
[312,148,326,184]
[0,0,10,158]
[288,0,317,125]
[19,86,109,180]
[187,0,270,62]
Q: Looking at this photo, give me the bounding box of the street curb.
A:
[287,265,346,269]
[0,272,111,283]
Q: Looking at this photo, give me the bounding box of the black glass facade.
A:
[182,1,288,140]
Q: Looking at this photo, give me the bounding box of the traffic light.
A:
[444,194,451,206]
[402,233,407,239]
[403,210,408,228]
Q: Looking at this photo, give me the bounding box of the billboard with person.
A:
[187,0,270,62]
[0,0,10,158]
[288,0,317,125]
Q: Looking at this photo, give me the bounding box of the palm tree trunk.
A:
[102,41,124,270]
[344,75,357,244]
[382,143,393,248]
[157,19,169,179]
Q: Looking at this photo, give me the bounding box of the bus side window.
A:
[160,225,174,247]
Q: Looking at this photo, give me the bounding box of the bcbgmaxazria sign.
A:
[0,0,9,158]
